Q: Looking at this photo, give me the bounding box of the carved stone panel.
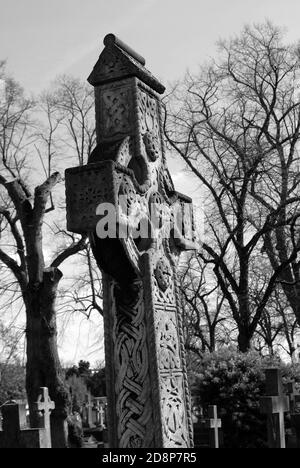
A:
[153,257,176,306]
[160,374,189,448]
[96,81,134,140]
[65,161,117,233]
[137,88,160,139]
[112,281,154,448]
[154,305,181,372]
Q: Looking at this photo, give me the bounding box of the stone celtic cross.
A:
[65,34,197,448]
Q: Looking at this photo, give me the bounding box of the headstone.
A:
[193,405,221,449]
[0,387,55,448]
[286,381,300,413]
[203,405,221,448]
[93,397,107,428]
[67,411,84,448]
[260,368,289,448]
[83,394,94,428]
[65,33,197,448]
[290,414,300,448]
[33,387,55,448]
[286,380,300,448]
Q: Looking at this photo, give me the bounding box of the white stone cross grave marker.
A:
[33,387,55,448]
[0,388,54,448]
[99,405,106,428]
[202,405,221,448]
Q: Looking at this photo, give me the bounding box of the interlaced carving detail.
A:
[113,282,154,448]
[101,87,131,137]
[119,178,137,213]
[154,258,172,292]
[143,131,160,161]
[138,89,160,138]
[65,163,115,233]
[153,259,176,306]
[155,306,181,371]
[160,375,189,447]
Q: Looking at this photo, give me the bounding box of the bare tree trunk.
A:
[24,268,69,448]
[237,328,252,353]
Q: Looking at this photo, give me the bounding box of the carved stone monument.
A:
[65,34,197,448]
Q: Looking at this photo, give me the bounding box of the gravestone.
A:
[83,393,94,429]
[0,388,54,448]
[260,368,289,448]
[286,381,300,413]
[193,405,222,449]
[92,397,107,428]
[33,387,55,448]
[203,405,221,448]
[65,34,197,448]
[286,380,300,448]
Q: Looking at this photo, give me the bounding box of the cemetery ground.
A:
[1,352,300,449]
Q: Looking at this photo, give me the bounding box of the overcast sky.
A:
[1,0,300,364]
[1,0,300,93]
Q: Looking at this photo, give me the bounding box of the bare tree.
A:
[165,22,300,351]
[180,255,232,354]
[55,243,103,318]
[0,66,97,446]
[255,284,300,360]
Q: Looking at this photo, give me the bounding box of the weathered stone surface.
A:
[33,387,55,448]
[194,405,222,449]
[287,380,300,447]
[92,397,107,428]
[65,34,197,448]
[260,368,290,449]
[82,393,94,429]
[0,388,55,448]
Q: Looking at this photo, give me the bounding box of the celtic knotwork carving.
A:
[155,306,181,371]
[116,136,133,167]
[153,270,176,306]
[149,191,165,231]
[138,89,160,137]
[154,258,172,292]
[143,131,160,161]
[113,282,154,448]
[119,178,137,214]
[161,375,189,447]
[102,87,131,137]
[129,435,143,448]
[118,177,149,246]
[65,162,115,233]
